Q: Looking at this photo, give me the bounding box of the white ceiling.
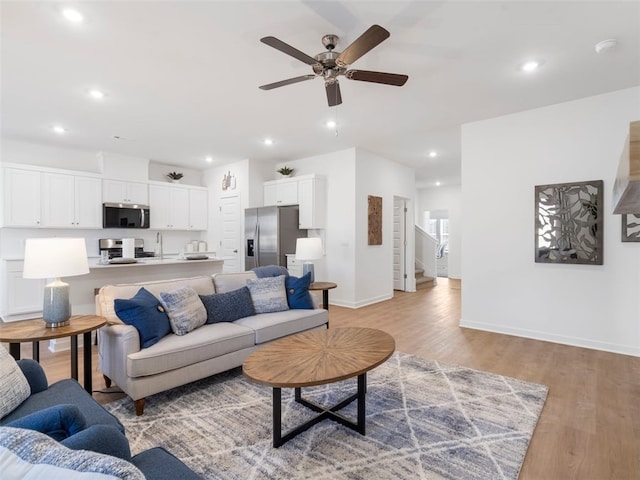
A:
[2,1,639,188]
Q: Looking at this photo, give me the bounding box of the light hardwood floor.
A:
[14,278,640,480]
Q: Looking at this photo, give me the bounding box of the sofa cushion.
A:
[199,287,256,323]
[0,348,30,419]
[98,276,215,324]
[0,379,125,434]
[212,271,257,293]
[159,286,207,336]
[285,272,314,309]
[235,309,329,344]
[114,288,171,348]
[246,275,289,314]
[0,427,145,480]
[131,447,203,480]
[126,322,255,378]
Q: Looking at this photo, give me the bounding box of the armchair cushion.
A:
[0,347,30,419]
[0,426,145,480]
[114,287,171,348]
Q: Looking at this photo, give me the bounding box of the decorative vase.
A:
[170,179,181,184]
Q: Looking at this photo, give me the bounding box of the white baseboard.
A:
[460,319,640,357]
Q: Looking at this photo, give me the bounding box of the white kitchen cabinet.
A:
[103,179,149,204]
[41,173,102,228]
[1,260,45,321]
[264,178,298,206]
[298,176,326,229]
[189,188,208,230]
[149,184,189,229]
[3,168,41,227]
[286,254,303,277]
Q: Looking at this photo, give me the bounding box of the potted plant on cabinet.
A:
[167,172,184,184]
[277,166,294,178]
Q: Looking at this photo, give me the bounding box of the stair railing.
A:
[415,225,438,281]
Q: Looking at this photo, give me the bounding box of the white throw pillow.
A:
[0,348,30,418]
[246,275,289,313]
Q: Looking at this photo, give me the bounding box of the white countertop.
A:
[89,256,223,269]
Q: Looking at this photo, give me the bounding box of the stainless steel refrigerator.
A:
[245,205,307,268]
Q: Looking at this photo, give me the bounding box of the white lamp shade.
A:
[295,237,323,261]
[23,238,90,279]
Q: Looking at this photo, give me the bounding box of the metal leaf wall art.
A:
[535,180,603,265]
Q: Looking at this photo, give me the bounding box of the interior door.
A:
[393,197,407,291]
[220,195,241,272]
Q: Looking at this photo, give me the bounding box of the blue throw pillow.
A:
[199,287,256,323]
[114,288,171,348]
[285,272,314,309]
[252,265,290,278]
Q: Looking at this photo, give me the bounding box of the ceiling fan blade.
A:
[259,75,316,90]
[260,36,319,66]
[335,25,390,67]
[346,70,408,86]
[325,80,342,107]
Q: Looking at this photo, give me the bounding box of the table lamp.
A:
[23,238,90,327]
[295,237,323,283]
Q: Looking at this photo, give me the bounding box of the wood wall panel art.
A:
[368,195,382,246]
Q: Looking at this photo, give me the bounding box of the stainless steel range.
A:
[98,238,156,259]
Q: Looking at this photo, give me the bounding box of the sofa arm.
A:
[132,447,203,480]
[17,359,48,394]
[98,324,141,389]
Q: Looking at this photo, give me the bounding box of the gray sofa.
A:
[0,359,201,480]
[97,271,328,415]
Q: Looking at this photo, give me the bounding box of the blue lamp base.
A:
[302,262,315,283]
[43,278,71,328]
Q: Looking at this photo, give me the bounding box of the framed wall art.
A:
[534,180,603,265]
[368,195,382,246]
[621,214,640,242]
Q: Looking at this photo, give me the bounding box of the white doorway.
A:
[393,197,407,291]
[219,195,241,273]
[426,209,449,278]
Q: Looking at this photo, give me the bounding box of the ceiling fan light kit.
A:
[259,25,408,107]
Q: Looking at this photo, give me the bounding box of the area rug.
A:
[105,352,548,479]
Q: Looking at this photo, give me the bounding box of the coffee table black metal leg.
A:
[357,373,366,434]
[83,331,92,394]
[273,388,282,447]
[9,342,20,360]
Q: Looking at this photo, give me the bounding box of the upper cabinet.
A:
[264,178,298,206]
[263,174,326,229]
[103,179,149,204]
[149,184,207,230]
[3,168,41,227]
[42,173,102,228]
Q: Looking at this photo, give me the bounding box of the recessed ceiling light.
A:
[326,120,337,129]
[205,156,213,163]
[89,89,105,99]
[435,181,441,187]
[521,60,540,73]
[264,138,273,146]
[428,151,437,158]
[62,8,83,23]
[52,125,66,134]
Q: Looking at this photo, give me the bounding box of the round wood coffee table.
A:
[243,327,395,447]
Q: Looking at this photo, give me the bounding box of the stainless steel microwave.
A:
[102,203,150,229]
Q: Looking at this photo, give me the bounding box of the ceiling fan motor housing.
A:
[322,34,339,50]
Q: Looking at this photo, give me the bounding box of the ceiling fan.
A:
[259,24,408,107]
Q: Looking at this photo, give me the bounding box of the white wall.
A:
[355,148,416,305]
[416,185,462,279]
[281,147,415,308]
[2,140,102,173]
[461,86,640,356]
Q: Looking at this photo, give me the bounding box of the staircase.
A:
[415,266,437,287]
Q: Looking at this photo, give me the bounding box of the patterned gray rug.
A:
[105,352,548,479]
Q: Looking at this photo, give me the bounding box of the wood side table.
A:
[309,281,337,310]
[0,315,106,394]
[243,327,395,447]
